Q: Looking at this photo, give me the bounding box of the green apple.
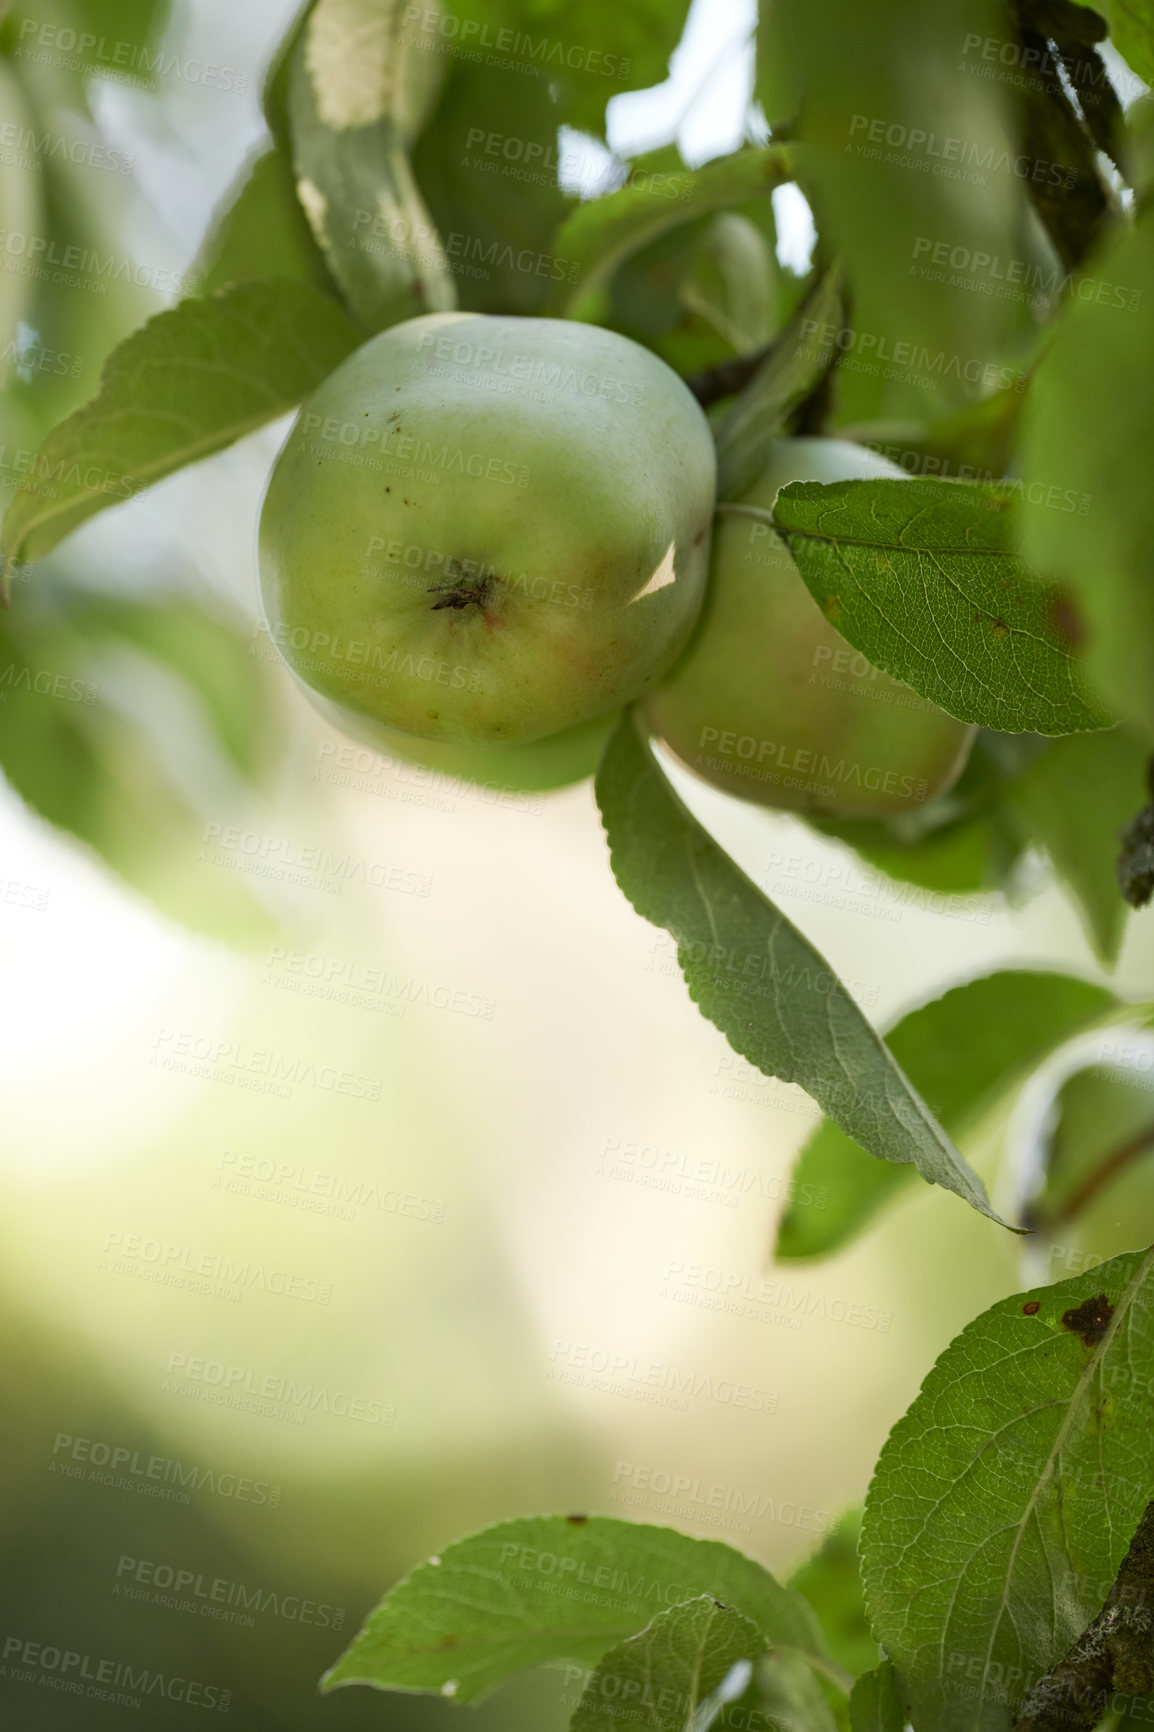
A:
[258,312,716,746]
[643,438,977,818]
[367,712,620,793]
[308,685,619,794]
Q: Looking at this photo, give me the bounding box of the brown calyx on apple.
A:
[428,569,494,612]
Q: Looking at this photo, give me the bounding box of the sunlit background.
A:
[3,2,1153,1727]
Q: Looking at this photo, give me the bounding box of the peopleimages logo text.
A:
[0,228,185,294]
[402,7,632,78]
[50,1432,281,1506]
[165,1354,394,1425]
[15,18,248,91]
[2,1635,230,1711]
[114,1555,344,1630]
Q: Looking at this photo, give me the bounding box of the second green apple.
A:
[644,438,977,818]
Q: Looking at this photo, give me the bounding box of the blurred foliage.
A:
[0,567,282,942]
[1026,1060,1154,1257]
[776,969,1121,1260]
[285,0,455,331]
[757,0,1042,429]
[607,208,779,375]
[788,1508,878,1682]
[1,0,1154,1727]
[806,732,1040,901]
[192,145,337,297]
[1,0,1150,977]
[0,20,359,937]
[409,0,692,316]
[1021,203,1154,744]
[1,278,361,567]
[0,1275,581,1729]
[712,264,842,500]
[1003,726,1151,966]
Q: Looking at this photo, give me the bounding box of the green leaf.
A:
[604,185,800,380]
[1019,204,1154,743]
[788,1509,879,1682]
[3,0,175,100]
[605,213,745,371]
[803,732,1039,901]
[756,0,1036,427]
[1097,0,1154,84]
[520,0,692,138]
[54,0,173,58]
[1027,0,1111,48]
[1004,727,1150,967]
[849,1662,907,1732]
[263,0,311,147]
[1026,1059,1154,1252]
[637,212,779,377]
[806,809,1017,899]
[776,969,1121,1260]
[322,1514,832,1703]
[0,279,360,573]
[596,712,1009,1230]
[851,385,1027,494]
[677,213,777,358]
[192,145,334,296]
[0,577,279,944]
[62,593,275,781]
[286,0,456,330]
[714,266,844,503]
[770,476,1114,735]
[861,1248,1154,1732]
[752,1649,844,1732]
[408,38,574,318]
[1036,5,1123,167]
[0,58,46,383]
[1014,5,1116,270]
[407,0,692,316]
[570,1596,767,1732]
[547,147,795,317]
[0,39,154,449]
[410,0,691,145]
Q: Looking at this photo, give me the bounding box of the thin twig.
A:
[1026,1122,1154,1233]
[684,344,774,408]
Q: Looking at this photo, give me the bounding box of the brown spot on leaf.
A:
[1023,1300,1041,1315]
[1061,1293,1114,1347]
[1049,592,1085,648]
[989,617,1011,639]
[565,1513,589,1526]
[822,595,843,623]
